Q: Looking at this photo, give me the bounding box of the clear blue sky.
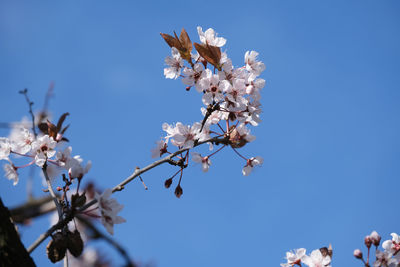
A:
[1,1,399,266]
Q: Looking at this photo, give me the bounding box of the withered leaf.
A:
[179,28,192,53]
[56,112,69,132]
[160,33,181,49]
[194,43,221,70]
[46,232,67,263]
[161,29,192,62]
[71,192,86,208]
[67,230,84,257]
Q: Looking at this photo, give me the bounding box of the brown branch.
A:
[19,89,37,137]
[27,136,229,253]
[10,196,56,224]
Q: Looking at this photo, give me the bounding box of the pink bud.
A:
[353,249,363,259]
[370,231,381,247]
[364,236,372,248]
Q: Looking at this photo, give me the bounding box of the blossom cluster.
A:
[157,26,265,178]
[354,231,400,267]
[0,111,126,261]
[0,116,91,186]
[281,246,332,267]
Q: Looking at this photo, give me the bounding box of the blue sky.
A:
[1,1,399,266]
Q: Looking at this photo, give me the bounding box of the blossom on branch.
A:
[31,135,57,167]
[94,188,126,235]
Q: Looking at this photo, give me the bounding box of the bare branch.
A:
[27,136,229,253]
[19,89,37,137]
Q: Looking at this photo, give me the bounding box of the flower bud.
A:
[164,178,173,189]
[370,231,381,247]
[174,184,183,198]
[353,249,363,259]
[364,235,372,248]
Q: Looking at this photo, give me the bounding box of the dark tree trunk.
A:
[0,198,36,267]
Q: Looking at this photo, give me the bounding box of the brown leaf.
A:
[160,33,180,49]
[47,120,57,139]
[180,28,192,53]
[46,232,67,263]
[38,122,49,134]
[71,192,86,208]
[67,230,84,257]
[56,112,69,132]
[194,43,221,70]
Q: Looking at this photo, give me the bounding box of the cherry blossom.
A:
[151,139,167,158]
[301,249,331,267]
[197,26,226,47]
[31,135,57,167]
[9,127,34,155]
[245,50,266,76]
[94,188,126,235]
[192,152,211,172]
[374,250,397,267]
[242,156,263,176]
[0,138,11,160]
[280,248,306,267]
[383,233,400,255]
[164,47,184,79]
[3,163,18,186]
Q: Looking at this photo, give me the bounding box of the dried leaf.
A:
[67,230,84,257]
[160,33,180,49]
[179,28,192,54]
[46,232,67,263]
[38,122,49,134]
[56,112,69,132]
[71,192,86,208]
[194,43,221,70]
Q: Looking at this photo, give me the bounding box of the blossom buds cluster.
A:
[0,113,91,186]
[354,231,400,267]
[281,245,332,267]
[156,26,265,186]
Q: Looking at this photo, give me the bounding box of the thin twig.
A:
[42,165,63,219]
[19,89,37,137]
[27,136,229,253]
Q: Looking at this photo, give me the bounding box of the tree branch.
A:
[27,136,228,253]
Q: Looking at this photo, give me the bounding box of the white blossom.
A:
[31,135,57,167]
[169,122,202,149]
[182,63,204,89]
[197,26,226,47]
[94,188,126,235]
[281,248,306,267]
[164,47,184,79]
[151,139,167,158]
[245,50,265,76]
[3,163,18,186]
[301,249,331,267]
[242,156,263,176]
[192,152,211,172]
[8,127,34,155]
[383,233,400,255]
[0,138,11,160]
[374,250,397,267]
